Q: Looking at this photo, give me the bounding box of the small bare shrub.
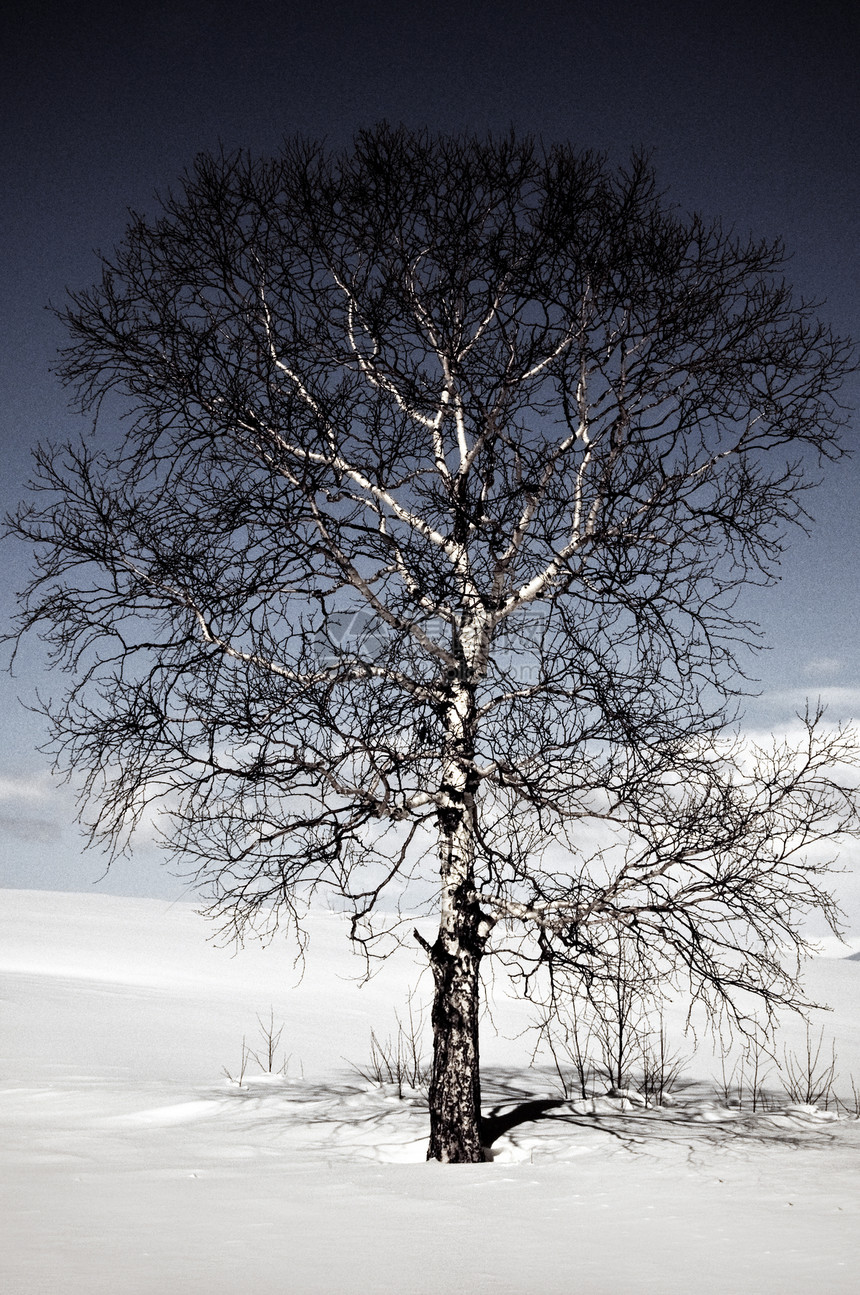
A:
[782,1026,838,1109]
[837,1074,860,1118]
[350,994,430,1098]
[747,1033,774,1112]
[541,943,687,1103]
[539,998,596,1100]
[223,1034,251,1087]
[223,1007,292,1086]
[249,1007,290,1075]
[638,1018,688,1105]
[715,1031,775,1111]
[590,940,650,1091]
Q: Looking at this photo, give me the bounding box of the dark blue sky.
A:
[2,0,859,913]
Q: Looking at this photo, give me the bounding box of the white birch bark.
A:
[423,608,495,1161]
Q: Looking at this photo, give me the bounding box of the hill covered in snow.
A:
[2,888,860,1293]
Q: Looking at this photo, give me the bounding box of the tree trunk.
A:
[424,634,492,1162]
[425,896,486,1162]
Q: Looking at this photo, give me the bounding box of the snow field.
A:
[2,888,860,1293]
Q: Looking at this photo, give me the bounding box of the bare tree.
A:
[7,126,859,1161]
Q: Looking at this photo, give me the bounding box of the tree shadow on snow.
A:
[481,1097,566,1149]
[476,1069,850,1155]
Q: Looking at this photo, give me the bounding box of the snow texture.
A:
[2,888,860,1293]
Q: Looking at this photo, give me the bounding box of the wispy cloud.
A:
[0,771,72,844]
[753,687,860,724]
[0,773,56,803]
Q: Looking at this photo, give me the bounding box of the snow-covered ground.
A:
[2,888,860,1294]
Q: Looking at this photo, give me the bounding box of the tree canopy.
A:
[9,126,859,1159]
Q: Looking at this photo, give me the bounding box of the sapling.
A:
[782,1026,838,1109]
